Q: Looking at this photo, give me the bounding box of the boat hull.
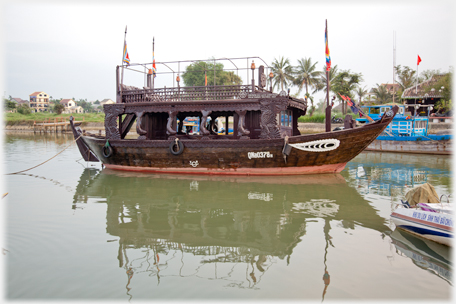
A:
[81,120,390,176]
[391,207,453,246]
[365,135,452,155]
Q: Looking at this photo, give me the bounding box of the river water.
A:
[2,132,453,301]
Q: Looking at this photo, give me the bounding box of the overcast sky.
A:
[1,0,454,104]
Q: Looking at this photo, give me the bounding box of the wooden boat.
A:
[71,57,398,176]
[356,104,452,155]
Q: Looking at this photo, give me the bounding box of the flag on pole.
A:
[205,71,207,86]
[417,55,422,65]
[152,54,156,78]
[325,21,331,71]
[123,42,130,66]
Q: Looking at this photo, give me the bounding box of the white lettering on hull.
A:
[248,151,274,159]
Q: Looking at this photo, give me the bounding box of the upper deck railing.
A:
[120,84,258,103]
[116,56,274,103]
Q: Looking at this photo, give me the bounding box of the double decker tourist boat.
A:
[71,56,398,175]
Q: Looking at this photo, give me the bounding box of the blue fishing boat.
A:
[356,104,452,155]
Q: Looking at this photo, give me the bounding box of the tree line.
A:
[269,57,452,116]
[3,97,104,114]
[181,57,452,116]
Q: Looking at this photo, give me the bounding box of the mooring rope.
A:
[6,134,82,175]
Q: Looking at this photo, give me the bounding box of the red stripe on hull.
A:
[391,212,453,233]
[104,162,347,176]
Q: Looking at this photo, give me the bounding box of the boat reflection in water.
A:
[343,152,451,198]
[73,168,395,299]
[389,229,452,285]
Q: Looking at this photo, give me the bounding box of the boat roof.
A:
[117,56,307,111]
[120,56,272,79]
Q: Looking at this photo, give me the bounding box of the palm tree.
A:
[395,65,416,90]
[270,57,294,92]
[331,69,363,114]
[354,85,368,104]
[372,84,392,104]
[304,92,317,117]
[314,64,339,96]
[293,58,322,96]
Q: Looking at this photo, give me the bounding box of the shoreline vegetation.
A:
[3,112,451,135]
[3,112,347,126]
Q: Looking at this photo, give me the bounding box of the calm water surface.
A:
[3,132,453,301]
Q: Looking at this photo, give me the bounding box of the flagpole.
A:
[121,26,127,98]
[152,37,155,90]
[415,55,419,116]
[325,19,331,132]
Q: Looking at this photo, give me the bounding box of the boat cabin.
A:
[103,57,307,141]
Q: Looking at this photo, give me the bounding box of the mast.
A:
[120,26,127,99]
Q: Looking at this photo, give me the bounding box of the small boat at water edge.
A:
[71,56,398,176]
[356,104,452,155]
[391,183,453,246]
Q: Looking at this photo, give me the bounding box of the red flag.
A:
[417,55,422,65]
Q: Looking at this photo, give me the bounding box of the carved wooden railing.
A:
[121,84,253,103]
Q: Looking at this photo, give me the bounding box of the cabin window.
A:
[399,107,404,115]
[280,110,292,127]
[370,108,380,114]
[380,107,391,114]
[414,120,426,129]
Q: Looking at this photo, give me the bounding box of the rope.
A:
[6,134,83,175]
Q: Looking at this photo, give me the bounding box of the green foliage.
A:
[16,104,32,115]
[4,112,105,125]
[435,99,452,113]
[292,57,322,96]
[182,61,242,87]
[4,98,16,110]
[297,112,355,123]
[421,69,441,81]
[395,65,416,90]
[298,113,326,123]
[53,103,65,114]
[270,57,294,92]
[426,72,452,102]
[330,69,362,114]
[75,99,94,113]
[371,84,393,104]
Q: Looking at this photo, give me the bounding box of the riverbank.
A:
[4,121,453,134]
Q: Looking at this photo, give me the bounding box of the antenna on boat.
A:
[393,31,396,103]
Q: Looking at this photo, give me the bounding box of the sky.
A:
[1,0,455,105]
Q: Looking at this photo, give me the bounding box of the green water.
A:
[3,132,453,301]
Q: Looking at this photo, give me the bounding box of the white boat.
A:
[391,197,453,246]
